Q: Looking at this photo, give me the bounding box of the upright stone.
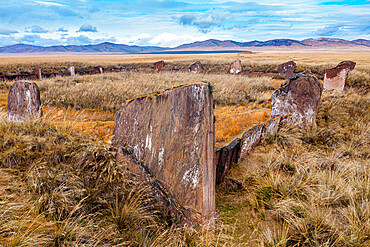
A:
[324,61,356,91]
[112,82,215,226]
[154,60,165,72]
[96,66,103,74]
[229,60,242,74]
[271,71,323,128]
[189,61,202,73]
[215,138,241,185]
[68,66,75,76]
[7,81,42,121]
[278,61,296,78]
[34,67,42,80]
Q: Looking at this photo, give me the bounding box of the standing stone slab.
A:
[238,125,264,162]
[154,60,165,72]
[189,61,202,73]
[324,61,356,91]
[215,138,241,185]
[229,60,242,74]
[97,66,103,74]
[68,66,75,76]
[34,67,42,80]
[278,61,296,78]
[112,82,215,226]
[271,71,323,128]
[7,81,42,121]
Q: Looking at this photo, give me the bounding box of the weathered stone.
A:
[238,124,264,162]
[68,66,75,76]
[34,67,42,80]
[7,81,42,121]
[112,82,216,226]
[215,138,241,185]
[229,60,242,74]
[278,61,296,78]
[154,60,165,72]
[97,66,103,74]
[189,61,202,73]
[324,61,356,91]
[271,71,323,128]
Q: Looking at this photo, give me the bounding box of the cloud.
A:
[89,7,100,13]
[50,6,80,17]
[66,35,92,45]
[34,1,65,6]
[17,34,42,43]
[77,24,98,33]
[178,9,228,33]
[25,25,49,33]
[57,27,68,32]
[0,28,18,35]
[315,24,344,36]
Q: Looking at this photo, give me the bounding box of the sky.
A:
[0,0,369,47]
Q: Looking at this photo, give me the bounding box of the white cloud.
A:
[34,1,65,6]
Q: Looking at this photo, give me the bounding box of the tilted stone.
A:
[97,66,103,74]
[68,66,75,76]
[278,61,296,78]
[271,71,323,128]
[154,60,165,72]
[7,81,42,121]
[112,82,216,226]
[215,138,241,185]
[229,60,242,74]
[189,61,202,73]
[238,124,264,162]
[324,61,356,91]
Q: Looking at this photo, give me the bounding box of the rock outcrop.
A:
[112,82,216,227]
[278,61,296,78]
[154,60,165,72]
[229,60,242,74]
[324,61,356,91]
[271,71,323,128]
[189,61,202,73]
[7,81,42,121]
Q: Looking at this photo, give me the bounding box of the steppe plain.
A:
[0,50,369,246]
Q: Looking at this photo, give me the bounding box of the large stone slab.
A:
[189,61,202,73]
[278,61,296,78]
[68,66,75,76]
[324,61,356,91]
[238,124,264,162]
[7,81,42,121]
[154,60,165,72]
[112,82,215,226]
[271,71,323,128]
[229,60,242,74]
[215,138,241,185]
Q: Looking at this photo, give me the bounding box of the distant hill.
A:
[0,38,369,53]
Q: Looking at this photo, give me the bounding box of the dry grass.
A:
[0,52,369,246]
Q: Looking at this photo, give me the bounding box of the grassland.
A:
[0,52,369,246]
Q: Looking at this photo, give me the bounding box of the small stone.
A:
[215,138,241,185]
[68,66,75,76]
[189,61,202,73]
[324,61,356,91]
[7,81,42,121]
[278,61,296,78]
[154,60,165,72]
[34,67,42,80]
[229,60,242,74]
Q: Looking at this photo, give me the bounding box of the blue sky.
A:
[0,0,369,47]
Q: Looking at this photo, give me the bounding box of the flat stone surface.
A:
[189,61,202,73]
[112,82,215,226]
[239,124,264,162]
[7,81,42,121]
[324,61,356,91]
[229,60,242,74]
[278,61,296,78]
[154,60,165,72]
[271,71,323,128]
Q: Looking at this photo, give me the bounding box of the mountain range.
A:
[0,38,369,54]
